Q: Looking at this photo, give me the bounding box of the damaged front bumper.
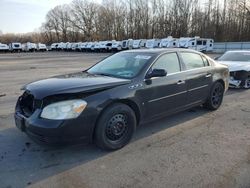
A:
[229,70,250,88]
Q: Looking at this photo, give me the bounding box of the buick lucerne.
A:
[15,49,229,150]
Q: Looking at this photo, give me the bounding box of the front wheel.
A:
[204,82,224,110]
[94,103,136,150]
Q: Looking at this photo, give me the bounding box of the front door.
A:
[141,53,187,120]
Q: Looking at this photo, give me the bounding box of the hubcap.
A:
[211,84,223,107]
[106,114,128,141]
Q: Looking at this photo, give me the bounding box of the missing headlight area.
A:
[229,70,250,88]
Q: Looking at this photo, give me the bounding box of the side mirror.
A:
[146,69,167,79]
[214,56,220,60]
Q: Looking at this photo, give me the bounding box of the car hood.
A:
[218,61,250,72]
[23,72,131,99]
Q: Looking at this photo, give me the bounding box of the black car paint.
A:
[15,49,228,145]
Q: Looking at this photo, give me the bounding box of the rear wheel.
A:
[94,103,136,150]
[204,82,224,110]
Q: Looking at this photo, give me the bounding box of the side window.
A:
[152,53,180,74]
[201,56,210,66]
[203,41,207,45]
[181,52,205,70]
[197,40,202,45]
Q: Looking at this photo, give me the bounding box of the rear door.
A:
[179,52,213,105]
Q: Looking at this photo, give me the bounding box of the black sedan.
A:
[15,49,229,150]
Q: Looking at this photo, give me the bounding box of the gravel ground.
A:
[0,52,249,188]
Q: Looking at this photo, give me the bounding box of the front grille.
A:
[19,91,41,117]
[230,71,250,80]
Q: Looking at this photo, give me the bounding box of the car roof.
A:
[122,48,200,55]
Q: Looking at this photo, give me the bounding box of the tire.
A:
[204,82,224,110]
[94,103,136,150]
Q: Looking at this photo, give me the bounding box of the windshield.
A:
[88,52,155,78]
[218,51,250,62]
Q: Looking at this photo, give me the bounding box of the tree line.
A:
[1,0,250,44]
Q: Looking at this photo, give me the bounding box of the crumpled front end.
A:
[229,70,250,88]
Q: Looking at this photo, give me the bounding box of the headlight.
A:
[40,99,87,120]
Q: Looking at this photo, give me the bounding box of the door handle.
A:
[177,80,185,85]
[205,73,212,78]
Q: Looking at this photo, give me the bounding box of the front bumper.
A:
[14,102,98,145]
[229,77,250,89]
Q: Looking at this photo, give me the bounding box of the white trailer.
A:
[94,41,102,52]
[50,43,59,51]
[66,43,72,51]
[132,39,146,49]
[90,42,98,52]
[0,43,9,52]
[145,39,161,49]
[159,36,178,48]
[79,42,87,52]
[85,42,93,52]
[9,42,22,52]
[56,42,66,51]
[101,41,115,52]
[112,41,122,52]
[178,37,214,52]
[22,42,36,52]
[122,39,133,50]
[36,43,47,51]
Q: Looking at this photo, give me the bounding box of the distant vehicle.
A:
[132,39,146,49]
[9,42,22,52]
[122,39,133,50]
[100,41,114,52]
[86,42,94,52]
[178,37,214,52]
[50,43,59,51]
[0,43,9,52]
[36,43,47,52]
[90,42,98,52]
[111,41,122,52]
[72,43,81,51]
[94,41,102,52]
[145,39,161,48]
[79,42,87,52]
[57,42,68,51]
[22,42,36,52]
[15,49,229,150]
[159,37,178,48]
[66,43,73,51]
[216,50,250,88]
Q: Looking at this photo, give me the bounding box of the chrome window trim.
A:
[144,51,212,80]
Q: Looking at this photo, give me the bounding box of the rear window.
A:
[181,52,205,70]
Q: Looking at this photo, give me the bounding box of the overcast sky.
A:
[0,0,73,34]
